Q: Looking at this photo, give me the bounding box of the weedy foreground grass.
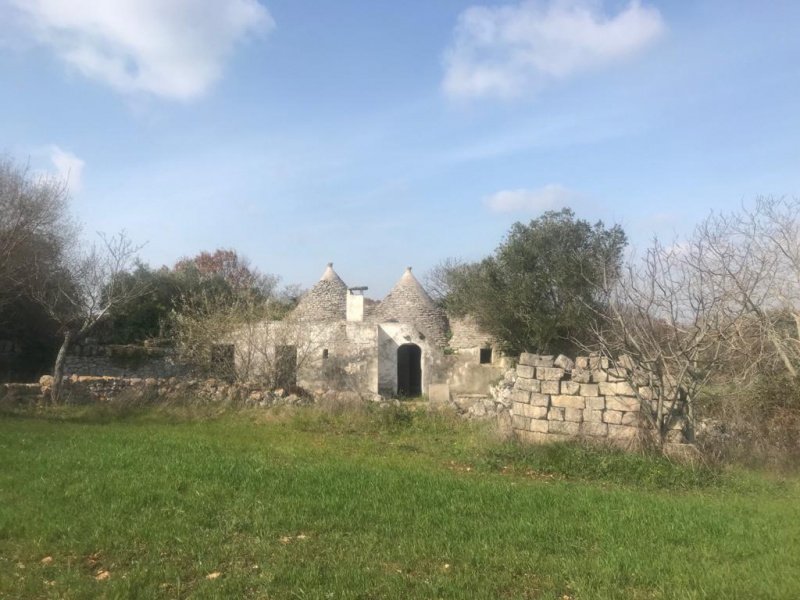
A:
[0,402,798,599]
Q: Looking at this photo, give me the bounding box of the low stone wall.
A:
[63,344,188,379]
[2,373,517,424]
[1,375,315,407]
[511,353,688,446]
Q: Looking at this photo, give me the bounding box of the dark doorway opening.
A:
[397,343,422,397]
[480,347,493,364]
[275,345,297,388]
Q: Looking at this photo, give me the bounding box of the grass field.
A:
[1,403,798,599]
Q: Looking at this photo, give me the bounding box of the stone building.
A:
[234,263,508,398]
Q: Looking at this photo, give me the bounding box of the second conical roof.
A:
[374,267,448,346]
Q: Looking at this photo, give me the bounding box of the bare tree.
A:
[423,257,468,303]
[694,197,800,378]
[31,232,145,403]
[591,237,738,445]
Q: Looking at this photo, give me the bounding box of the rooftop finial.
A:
[327,262,333,268]
[406,266,412,272]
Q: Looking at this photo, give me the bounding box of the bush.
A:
[697,374,800,469]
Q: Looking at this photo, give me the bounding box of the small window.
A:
[322,349,329,359]
[479,347,493,364]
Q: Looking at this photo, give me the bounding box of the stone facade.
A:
[449,316,493,350]
[240,264,504,400]
[511,353,689,446]
[46,264,506,403]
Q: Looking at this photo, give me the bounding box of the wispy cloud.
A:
[443,0,665,99]
[485,184,578,213]
[49,145,85,193]
[8,0,273,100]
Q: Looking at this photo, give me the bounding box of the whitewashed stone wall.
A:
[511,353,688,446]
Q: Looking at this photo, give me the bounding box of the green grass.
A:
[0,403,798,599]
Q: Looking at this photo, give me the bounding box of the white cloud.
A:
[9,0,273,100]
[485,184,577,212]
[49,145,85,192]
[443,0,665,99]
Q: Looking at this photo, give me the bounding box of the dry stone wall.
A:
[511,353,688,446]
[63,344,188,379]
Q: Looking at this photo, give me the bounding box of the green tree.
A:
[443,208,627,355]
[0,157,72,381]
[101,250,296,345]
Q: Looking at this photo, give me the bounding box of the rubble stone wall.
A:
[511,353,688,446]
[63,344,188,379]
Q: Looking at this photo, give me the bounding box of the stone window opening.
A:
[480,347,493,364]
[322,348,329,359]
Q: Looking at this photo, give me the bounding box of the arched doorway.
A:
[397,343,422,397]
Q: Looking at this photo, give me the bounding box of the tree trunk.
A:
[51,330,72,404]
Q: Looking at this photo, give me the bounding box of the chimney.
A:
[347,287,367,322]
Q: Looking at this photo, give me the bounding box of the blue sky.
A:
[1,0,799,296]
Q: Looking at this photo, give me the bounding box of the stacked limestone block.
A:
[511,353,687,445]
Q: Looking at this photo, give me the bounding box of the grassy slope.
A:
[0,405,798,599]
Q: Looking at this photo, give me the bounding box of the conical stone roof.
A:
[294,263,347,321]
[373,267,448,347]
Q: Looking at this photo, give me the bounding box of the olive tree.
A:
[439,209,627,355]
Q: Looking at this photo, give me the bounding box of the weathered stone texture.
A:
[538,367,566,381]
[529,393,550,407]
[512,415,531,430]
[448,316,492,350]
[599,381,636,396]
[605,396,640,412]
[621,411,641,426]
[584,396,605,410]
[554,354,575,371]
[529,418,549,433]
[511,388,531,404]
[515,402,547,419]
[561,381,581,395]
[295,264,348,322]
[581,422,608,437]
[549,420,580,435]
[510,353,689,449]
[516,365,536,379]
[551,395,585,409]
[516,377,541,393]
[540,380,560,394]
[571,368,592,383]
[372,268,449,347]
